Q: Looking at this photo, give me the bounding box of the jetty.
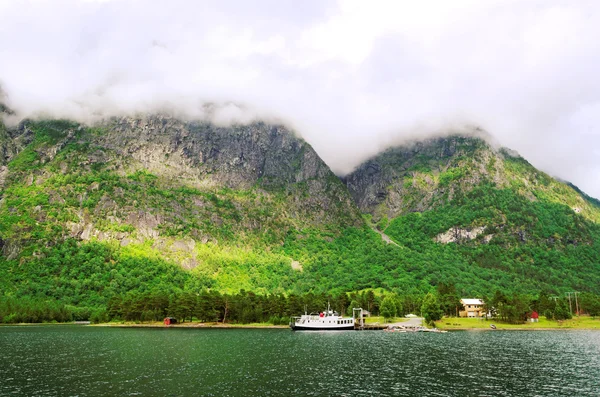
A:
[352,308,417,330]
[354,312,426,331]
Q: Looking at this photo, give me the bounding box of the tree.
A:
[553,300,572,321]
[581,293,600,316]
[380,296,397,323]
[535,290,554,314]
[421,293,443,325]
[347,299,360,316]
[437,283,461,317]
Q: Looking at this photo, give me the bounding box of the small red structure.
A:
[164,317,177,325]
[530,311,539,323]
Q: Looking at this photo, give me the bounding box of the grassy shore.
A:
[98,316,407,328]
[2,316,407,328]
[435,316,600,330]
[364,316,408,324]
[0,321,287,328]
[93,321,289,328]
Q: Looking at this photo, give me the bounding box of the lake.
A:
[1,326,599,396]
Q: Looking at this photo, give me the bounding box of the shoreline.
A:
[438,327,600,331]
[2,316,599,330]
[94,321,289,329]
[0,321,289,329]
[434,316,600,331]
[2,322,600,331]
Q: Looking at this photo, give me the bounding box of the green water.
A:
[1,326,599,396]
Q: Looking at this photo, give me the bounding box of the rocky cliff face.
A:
[97,116,332,189]
[345,136,466,217]
[0,116,363,265]
[344,135,600,224]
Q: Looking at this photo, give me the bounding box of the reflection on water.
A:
[1,326,599,396]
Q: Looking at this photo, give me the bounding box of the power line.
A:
[566,292,579,316]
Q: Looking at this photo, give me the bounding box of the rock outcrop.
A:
[0,115,363,261]
[344,134,600,224]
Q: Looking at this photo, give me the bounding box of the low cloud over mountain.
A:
[1,0,599,197]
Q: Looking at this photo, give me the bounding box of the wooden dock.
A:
[354,322,386,330]
[352,307,387,330]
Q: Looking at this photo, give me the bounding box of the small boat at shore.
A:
[290,304,355,331]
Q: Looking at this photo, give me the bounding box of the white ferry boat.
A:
[290,305,355,331]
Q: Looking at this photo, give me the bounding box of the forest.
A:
[2,281,599,325]
[2,120,600,324]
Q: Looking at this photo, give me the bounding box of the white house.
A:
[460,298,485,318]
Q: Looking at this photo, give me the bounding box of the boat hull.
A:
[290,324,355,331]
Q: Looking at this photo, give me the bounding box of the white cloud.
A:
[1,0,600,198]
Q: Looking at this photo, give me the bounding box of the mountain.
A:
[1,115,600,318]
[0,115,367,301]
[345,134,600,293]
[345,134,600,223]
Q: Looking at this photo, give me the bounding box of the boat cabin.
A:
[290,306,356,331]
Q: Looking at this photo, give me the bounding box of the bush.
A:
[90,308,109,324]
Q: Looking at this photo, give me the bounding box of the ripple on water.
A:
[0,327,599,396]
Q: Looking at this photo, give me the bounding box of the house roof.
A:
[461,298,484,305]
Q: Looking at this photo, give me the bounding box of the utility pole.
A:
[566,292,573,315]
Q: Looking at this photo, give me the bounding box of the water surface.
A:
[1,326,599,396]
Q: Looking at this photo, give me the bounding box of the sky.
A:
[1,0,599,197]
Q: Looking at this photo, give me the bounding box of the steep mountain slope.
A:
[0,116,367,301]
[345,134,600,293]
[345,134,600,224]
[1,115,600,318]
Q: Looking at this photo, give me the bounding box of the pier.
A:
[352,307,387,330]
[354,322,387,330]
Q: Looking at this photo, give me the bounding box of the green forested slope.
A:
[1,119,600,323]
[345,134,600,295]
[0,117,361,295]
